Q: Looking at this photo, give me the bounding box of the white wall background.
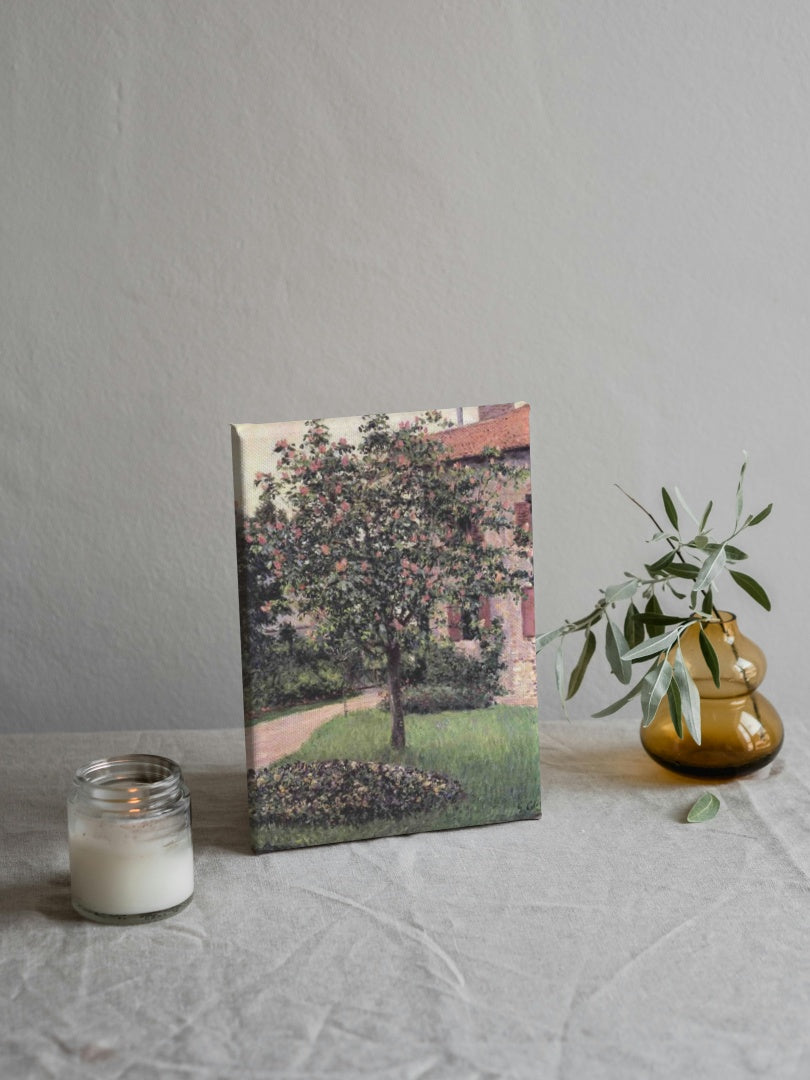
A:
[2,0,806,734]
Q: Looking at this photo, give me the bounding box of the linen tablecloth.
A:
[2,719,808,1079]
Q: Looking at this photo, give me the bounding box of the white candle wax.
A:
[68,756,194,922]
[69,818,194,917]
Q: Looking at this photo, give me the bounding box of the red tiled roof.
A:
[431,404,530,460]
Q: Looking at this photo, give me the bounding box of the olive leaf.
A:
[698,627,721,688]
[645,550,677,575]
[667,562,699,580]
[735,451,748,526]
[673,643,702,745]
[536,626,564,651]
[729,569,771,611]
[644,592,664,618]
[567,610,605,633]
[605,618,632,684]
[554,641,568,718]
[674,485,699,524]
[622,625,685,663]
[699,500,713,532]
[661,487,679,530]
[640,659,673,727]
[724,544,748,562]
[636,613,688,629]
[747,503,773,527]
[604,579,639,604]
[624,601,644,650]
[567,629,596,700]
[666,678,683,738]
[687,792,720,823]
[694,544,727,595]
[704,542,747,562]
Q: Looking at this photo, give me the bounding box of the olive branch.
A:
[537,454,772,744]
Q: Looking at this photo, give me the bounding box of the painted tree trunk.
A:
[386,642,406,749]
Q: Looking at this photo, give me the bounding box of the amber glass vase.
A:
[640,612,783,778]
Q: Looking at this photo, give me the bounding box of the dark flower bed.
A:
[248,759,466,829]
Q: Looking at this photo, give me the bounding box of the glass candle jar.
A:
[68,754,194,924]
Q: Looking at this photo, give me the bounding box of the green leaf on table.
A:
[687,792,720,823]
[746,503,773,528]
[673,644,702,745]
[662,487,679,530]
[640,659,673,727]
[698,626,721,688]
[605,618,632,684]
[729,569,772,611]
[666,677,683,738]
[567,629,596,699]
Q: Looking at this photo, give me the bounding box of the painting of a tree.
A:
[243,411,532,749]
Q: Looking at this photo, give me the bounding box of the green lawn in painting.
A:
[250,704,540,851]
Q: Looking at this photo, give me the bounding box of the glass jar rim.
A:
[72,754,187,814]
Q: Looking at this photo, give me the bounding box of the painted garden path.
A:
[246,687,382,771]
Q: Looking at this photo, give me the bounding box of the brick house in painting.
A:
[433,403,536,702]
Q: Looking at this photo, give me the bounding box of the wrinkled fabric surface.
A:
[1,721,808,1079]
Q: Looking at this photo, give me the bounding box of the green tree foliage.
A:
[244,411,531,748]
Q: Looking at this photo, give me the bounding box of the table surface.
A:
[2,719,808,1080]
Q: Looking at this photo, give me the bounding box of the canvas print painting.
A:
[231,403,540,853]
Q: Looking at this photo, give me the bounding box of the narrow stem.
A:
[614,485,672,543]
